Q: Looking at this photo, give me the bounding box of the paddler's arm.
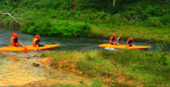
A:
[126,39,129,47]
[19,43,23,47]
[109,37,112,44]
[35,40,39,51]
[113,38,118,45]
[36,45,39,51]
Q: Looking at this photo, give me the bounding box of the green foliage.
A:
[0,0,72,10]
[21,19,91,37]
[163,35,169,49]
[158,52,168,65]
[145,17,162,27]
[1,0,170,40]
[156,35,169,51]
[1,0,170,28]
[91,80,103,87]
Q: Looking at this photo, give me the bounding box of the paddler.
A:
[11,32,15,46]
[11,33,23,47]
[126,37,134,47]
[109,34,120,45]
[32,35,44,51]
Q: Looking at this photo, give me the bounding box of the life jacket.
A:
[110,37,116,44]
[32,38,40,47]
[128,40,133,46]
[11,36,15,46]
[11,37,19,47]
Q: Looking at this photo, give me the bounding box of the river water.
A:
[0,28,167,51]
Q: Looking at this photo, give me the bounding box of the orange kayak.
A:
[0,44,60,52]
[98,43,151,49]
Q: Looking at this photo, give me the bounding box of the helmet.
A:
[14,34,18,38]
[129,37,133,40]
[112,34,116,37]
[12,32,15,36]
[35,35,40,39]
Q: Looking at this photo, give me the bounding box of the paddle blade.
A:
[24,47,28,53]
[120,32,124,36]
[115,32,124,44]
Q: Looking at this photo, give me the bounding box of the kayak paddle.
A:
[115,32,124,45]
[20,41,28,53]
[24,46,28,53]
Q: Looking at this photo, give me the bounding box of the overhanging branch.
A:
[0,11,20,26]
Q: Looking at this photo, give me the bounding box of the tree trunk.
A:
[165,0,168,4]
[72,0,76,11]
[113,0,116,6]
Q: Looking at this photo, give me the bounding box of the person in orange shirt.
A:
[126,37,134,47]
[109,34,120,45]
[11,33,15,46]
[32,35,44,50]
[11,33,23,47]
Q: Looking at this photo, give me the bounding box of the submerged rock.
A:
[32,63,40,67]
[29,81,35,85]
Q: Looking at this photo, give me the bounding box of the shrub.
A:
[145,17,162,27]
[21,19,91,37]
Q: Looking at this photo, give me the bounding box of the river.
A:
[0,28,166,51]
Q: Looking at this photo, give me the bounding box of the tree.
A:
[165,0,168,4]
[113,0,116,6]
[72,0,76,10]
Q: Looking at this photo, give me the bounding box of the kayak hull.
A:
[98,43,151,49]
[0,44,60,52]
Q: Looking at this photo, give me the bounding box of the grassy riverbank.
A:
[42,50,170,87]
[91,25,170,43]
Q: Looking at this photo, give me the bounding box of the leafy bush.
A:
[21,19,91,37]
[156,35,169,51]
[1,0,170,34]
[145,17,162,27]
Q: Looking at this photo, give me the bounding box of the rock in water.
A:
[32,63,40,67]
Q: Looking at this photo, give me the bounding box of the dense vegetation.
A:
[43,50,170,87]
[0,0,170,41]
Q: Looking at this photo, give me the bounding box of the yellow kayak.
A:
[98,43,151,49]
[0,44,60,52]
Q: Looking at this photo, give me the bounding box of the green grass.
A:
[55,80,104,87]
[42,50,170,87]
[91,25,170,43]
